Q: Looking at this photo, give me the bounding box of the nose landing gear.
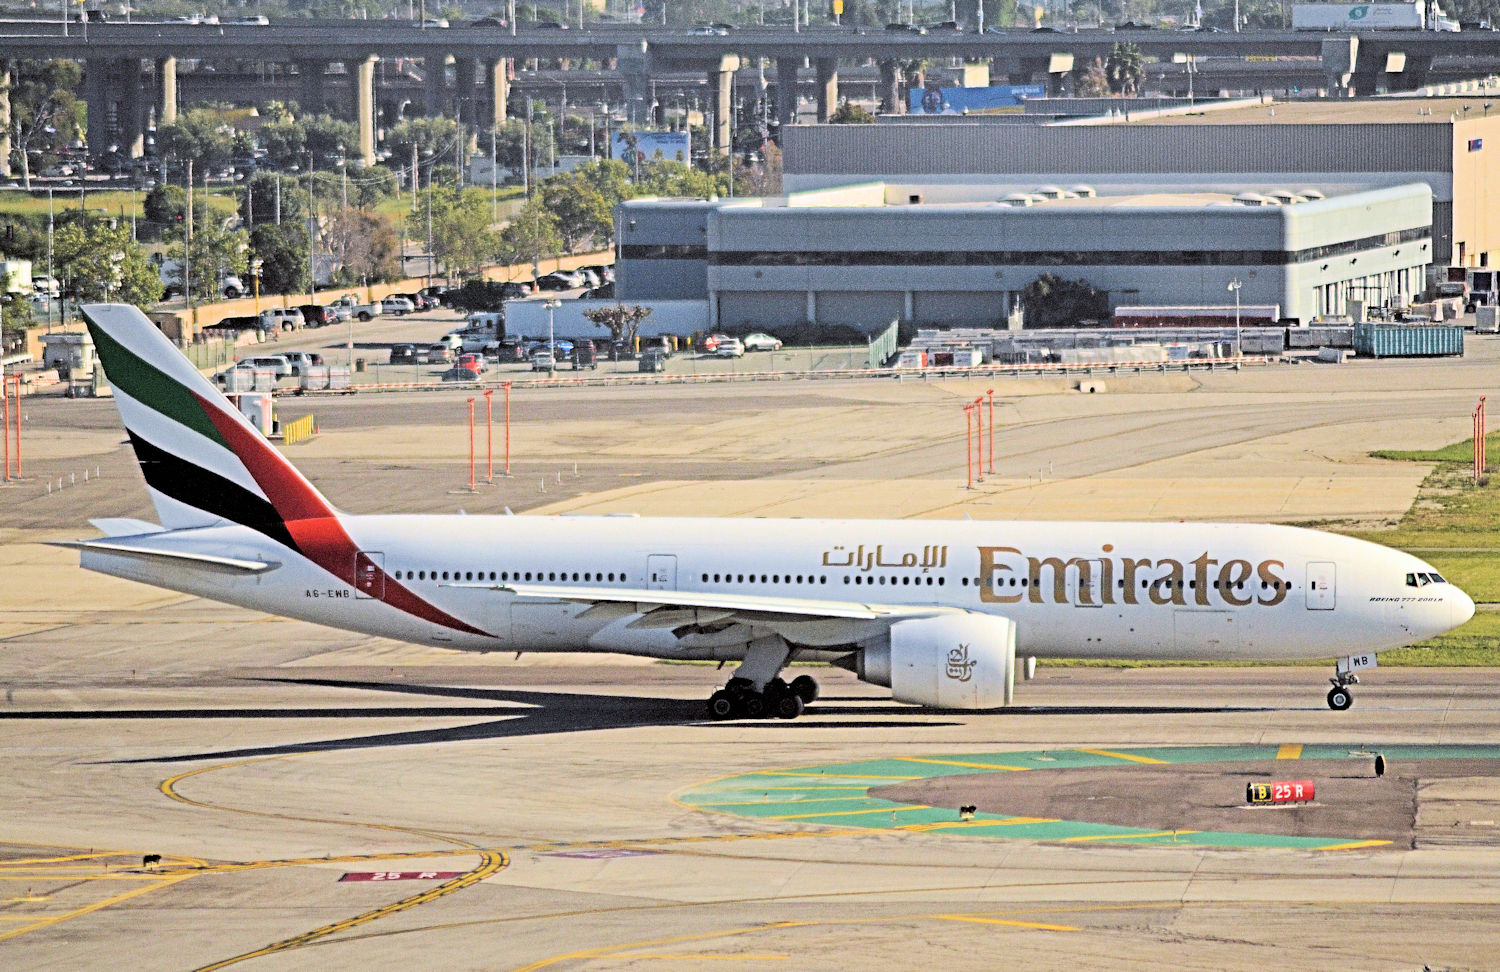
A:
[1327,652,1376,711]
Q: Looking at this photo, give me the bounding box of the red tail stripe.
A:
[197,394,490,637]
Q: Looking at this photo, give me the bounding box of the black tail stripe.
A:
[126,431,301,552]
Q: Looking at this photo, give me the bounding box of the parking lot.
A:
[224,303,880,389]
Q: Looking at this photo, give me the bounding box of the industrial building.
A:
[616,181,1433,327]
[783,96,1500,269]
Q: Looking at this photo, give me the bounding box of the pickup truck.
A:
[329,294,382,322]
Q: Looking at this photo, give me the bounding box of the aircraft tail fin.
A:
[80,303,338,548]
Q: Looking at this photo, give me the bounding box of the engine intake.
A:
[849,613,1016,709]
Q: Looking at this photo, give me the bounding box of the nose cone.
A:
[1453,587,1477,630]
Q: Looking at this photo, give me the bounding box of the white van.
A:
[259,308,305,332]
[238,354,292,378]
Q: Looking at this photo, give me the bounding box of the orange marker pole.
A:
[467,397,476,493]
[964,404,974,489]
[482,388,494,483]
[10,378,18,478]
[2,377,9,482]
[986,388,995,475]
[974,396,984,482]
[503,381,512,476]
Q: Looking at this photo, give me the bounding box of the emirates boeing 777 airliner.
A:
[61,304,1474,719]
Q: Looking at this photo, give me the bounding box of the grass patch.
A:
[0,188,235,222]
[1370,430,1500,464]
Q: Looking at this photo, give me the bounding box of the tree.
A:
[386,117,461,173]
[416,184,499,278]
[1075,58,1111,98]
[304,114,359,164]
[829,100,876,124]
[53,219,161,309]
[538,162,627,253]
[239,172,310,227]
[496,199,563,277]
[10,60,85,189]
[1105,43,1146,96]
[489,119,555,178]
[1,268,32,355]
[260,119,307,170]
[1020,273,1109,328]
[143,184,187,227]
[155,108,237,172]
[582,303,652,348]
[249,223,309,295]
[164,200,248,301]
[324,207,402,285]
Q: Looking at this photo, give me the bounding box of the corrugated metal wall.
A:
[785,124,1449,176]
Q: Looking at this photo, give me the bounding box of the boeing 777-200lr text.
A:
[59,304,1475,719]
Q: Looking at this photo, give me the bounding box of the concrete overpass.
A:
[2,19,1498,166]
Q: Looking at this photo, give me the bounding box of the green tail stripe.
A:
[86,317,229,450]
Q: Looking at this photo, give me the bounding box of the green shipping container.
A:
[1353,324,1464,358]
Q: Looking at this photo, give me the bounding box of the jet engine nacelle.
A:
[854,613,1016,709]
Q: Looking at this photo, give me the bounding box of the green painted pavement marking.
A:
[680,745,1500,850]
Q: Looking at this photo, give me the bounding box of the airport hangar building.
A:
[615,98,1495,329]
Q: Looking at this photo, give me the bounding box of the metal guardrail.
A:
[284,355,1278,396]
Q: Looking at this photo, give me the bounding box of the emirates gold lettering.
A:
[971,545,1292,609]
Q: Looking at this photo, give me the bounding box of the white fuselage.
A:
[81,515,1472,664]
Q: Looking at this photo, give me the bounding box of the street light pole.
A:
[544,298,560,375]
[1228,277,1243,357]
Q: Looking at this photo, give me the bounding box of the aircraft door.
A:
[647,554,677,591]
[1067,559,1104,607]
[354,551,384,599]
[1305,562,1336,610]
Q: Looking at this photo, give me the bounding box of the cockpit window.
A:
[1429,572,1446,584]
[1407,572,1444,587]
[1406,573,1418,587]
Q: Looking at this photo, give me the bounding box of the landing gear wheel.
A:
[789,675,819,705]
[707,690,737,720]
[741,694,767,719]
[774,693,805,720]
[1327,686,1353,711]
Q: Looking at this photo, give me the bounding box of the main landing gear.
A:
[707,675,819,721]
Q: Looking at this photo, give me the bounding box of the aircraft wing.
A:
[444,581,952,641]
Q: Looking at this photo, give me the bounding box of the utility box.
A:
[1475,306,1500,334]
[41,331,94,376]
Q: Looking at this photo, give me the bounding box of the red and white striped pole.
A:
[503,381,513,476]
[987,388,995,475]
[482,388,494,484]
[466,397,476,493]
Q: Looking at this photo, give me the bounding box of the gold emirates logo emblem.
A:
[945,645,977,682]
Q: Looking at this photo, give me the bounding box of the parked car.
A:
[389,343,420,365]
[258,307,305,332]
[580,264,615,284]
[643,336,674,358]
[742,332,783,352]
[637,350,668,373]
[457,352,486,374]
[32,274,60,298]
[490,340,528,363]
[688,23,729,34]
[498,281,533,298]
[425,345,456,364]
[380,296,416,316]
[330,294,381,321]
[571,340,597,370]
[325,303,353,322]
[885,21,926,32]
[435,332,467,352]
[533,271,582,291]
[297,304,334,328]
[392,291,431,311]
[418,285,451,306]
[715,337,745,358]
[531,349,556,371]
[235,354,292,377]
[280,351,324,377]
[441,364,482,382]
[699,332,731,352]
[574,268,601,288]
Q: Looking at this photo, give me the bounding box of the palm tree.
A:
[1105,42,1146,96]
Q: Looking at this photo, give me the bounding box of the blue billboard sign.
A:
[908,84,1047,114]
[610,131,691,163]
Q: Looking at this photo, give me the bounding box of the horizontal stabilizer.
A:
[50,539,279,574]
[88,518,166,538]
